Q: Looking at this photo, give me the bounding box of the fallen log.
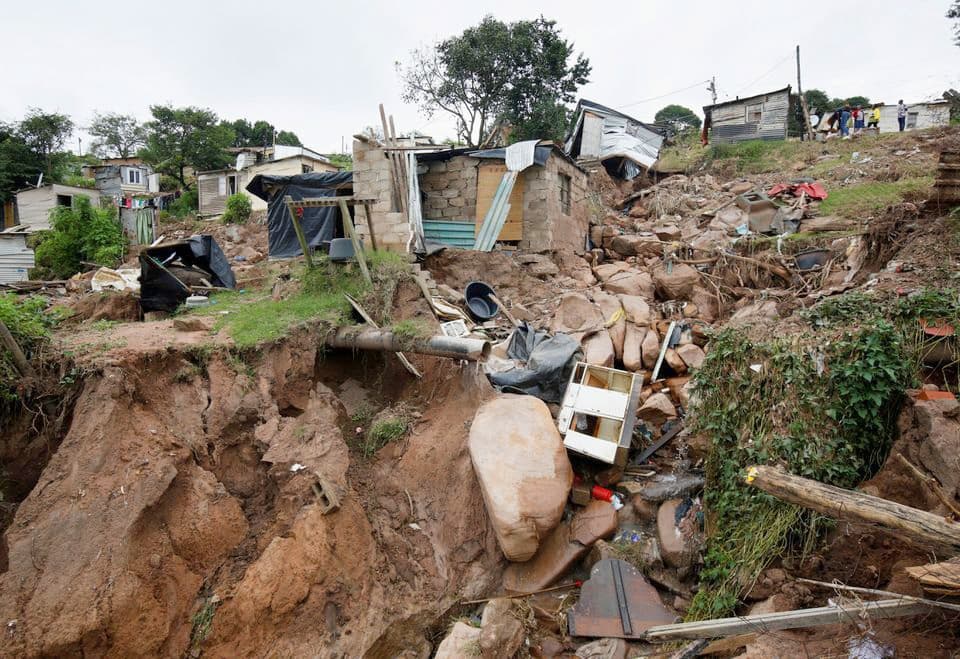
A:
[744,465,960,554]
[0,319,36,379]
[644,599,931,641]
[905,557,960,595]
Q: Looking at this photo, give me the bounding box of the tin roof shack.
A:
[565,99,667,180]
[14,184,103,231]
[197,146,339,217]
[877,100,951,133]
[352,138,590,253]
[0,227,35,284]
[703,86,792,144]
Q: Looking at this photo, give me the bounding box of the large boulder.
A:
[618,295,652,326]
[604,270,655,298]
[610,234,662,259]
[637,393,676,427]
[641,327,660,369]
[593,262,630,282]
[479,598,525,659]
[593,292,625,360]
[469,395,573,561]
[551,293,604,338]
[652,263,701,301]
[657,498,702,568]
[676,344,706,370]
[582,331,615,367]
[435,622,482,659]
[623,324,645,372]
[914,397,960,496]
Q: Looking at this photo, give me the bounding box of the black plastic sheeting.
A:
[487,323,582,403]
[139,235,235,313]
[246,172,354,259]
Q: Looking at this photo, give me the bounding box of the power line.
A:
[731,52,794,98]
[618,80,713,110]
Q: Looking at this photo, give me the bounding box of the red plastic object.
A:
[767,182,828,200]
[591,485,614,502]
[917,390,957,401]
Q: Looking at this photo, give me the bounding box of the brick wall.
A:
[352,138,410,252]
[518,155,590,253]
[419,156,478,221]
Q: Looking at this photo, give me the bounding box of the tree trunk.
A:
[0,319,36,379]
[744,465,960,554]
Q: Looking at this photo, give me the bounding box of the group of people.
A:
[827,101,910,138]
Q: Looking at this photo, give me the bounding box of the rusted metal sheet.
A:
[567,559,675,638]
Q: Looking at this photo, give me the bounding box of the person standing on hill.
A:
[852,106,864,134]
[897,100,908,131]
[868,104,881,130]
[840,106,852,138]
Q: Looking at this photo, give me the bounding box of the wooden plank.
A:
[338,198,371,284]
[476,163,524,241]
[379,104,403,212]
[475,172,518,251]
[284,197,314,269]
[745,465,960,553]
[644,599,931,641]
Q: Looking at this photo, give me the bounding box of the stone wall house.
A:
[352,137,591,253]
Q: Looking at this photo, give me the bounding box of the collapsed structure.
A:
[565,99,668,179]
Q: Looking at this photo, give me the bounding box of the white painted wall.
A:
[15,184,102,230]
[877,102,951,133]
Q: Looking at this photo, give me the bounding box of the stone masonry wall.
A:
[352,138,410,252]
[518,156,590,253]
[420,157,479,221]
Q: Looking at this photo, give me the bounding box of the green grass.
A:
[819,177,934,218]
[361,416,409,457]
[709,139,804,174]
[189,251,410,349]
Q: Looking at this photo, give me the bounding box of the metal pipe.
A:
[326,327,490,362]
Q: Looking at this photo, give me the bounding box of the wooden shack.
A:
[703,86,792,144]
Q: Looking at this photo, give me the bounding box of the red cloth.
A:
[767,182,827,200]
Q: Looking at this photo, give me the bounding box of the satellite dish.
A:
[810,114,821,127]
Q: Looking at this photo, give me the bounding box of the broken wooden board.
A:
[643,599,931,641]
[567,559,674,639]
[906,557,960,595]
[476,163,524,242]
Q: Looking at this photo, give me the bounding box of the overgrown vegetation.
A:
[689,288,960,620]
[222,193,252,224]
[33,196,125,279]
[167,189,198,218]
[0,294,59,403]
[190,251,409,349]
[818,177,933,218]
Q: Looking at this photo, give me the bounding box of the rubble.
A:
[479,598,526,659]
[435,622,483,659]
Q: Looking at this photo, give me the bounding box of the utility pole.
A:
[707,77,717,105]
[796,45,814,140]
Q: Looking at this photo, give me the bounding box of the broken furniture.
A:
[567,559,675,638]
[557,363,643,467]
[735,191,778,234]
[139,235,236,313]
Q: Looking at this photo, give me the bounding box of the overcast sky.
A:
[4,0,958,154]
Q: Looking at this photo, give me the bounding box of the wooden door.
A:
[475,163,524,241]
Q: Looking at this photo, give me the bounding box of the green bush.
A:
[33,196,125,279]
[222,193,252,224]
[0,294,60,402]
[169,189,198,218]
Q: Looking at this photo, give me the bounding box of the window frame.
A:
[745,103,763,123]
[559,173,572,216]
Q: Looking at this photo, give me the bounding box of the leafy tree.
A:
[654,104,701,131]
[398,15,590,146]
[225,119,302,147]
[0,123,44,200]
[845,95,870,108]
[275,130,302,146]
[141,105,234,189]
[803,89,831,114]
[88,112,146,159]
[34,196,125,278]
[18,108,73,181]
[949,1,960,46]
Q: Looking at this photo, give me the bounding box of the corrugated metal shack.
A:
[0,226,35,284]
[565,99,667,180]
[703,86,792,144]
